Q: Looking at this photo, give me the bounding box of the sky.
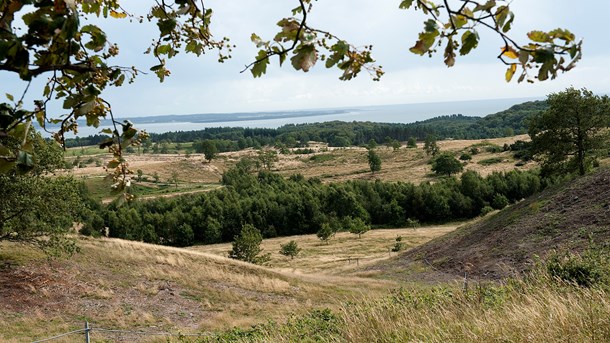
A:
[3,0,610,117]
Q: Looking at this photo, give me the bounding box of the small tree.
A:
[424,135,440,156]
[391,236,405,252]
[170,171,179,188]
[136,169,144,181]
[367,149,382,174]
[200,140,218,162]
[391,140,401,152]
[367,139,378,149]
[153,172,160,183]
[346,217,370,238]
[432,153,463,176]
[258,149,279,171]
[229,224,270,264]
[279,240,301,259]
[407,137,417,148]
[317,223,335,244]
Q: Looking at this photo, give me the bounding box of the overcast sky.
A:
[3,0,610,117]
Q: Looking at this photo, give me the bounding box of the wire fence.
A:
[32,322,212,343]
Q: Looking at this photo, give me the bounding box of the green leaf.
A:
[399,0,414,9]
[17,151,34,168]
[528,31,551,43]
[156,44,171,55]
[157,19,177,37]
[5,93,14,102]
[474,0,496,12]
[410,29,439,55]
[251,50,270,78]
[459,31,478,55]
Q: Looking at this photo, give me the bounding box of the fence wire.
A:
[32,323,212,342]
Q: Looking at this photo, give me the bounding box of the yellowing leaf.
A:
[109,10,127,19]
[505,64,517,82]
[501,46,518,59]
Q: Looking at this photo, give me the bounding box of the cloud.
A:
[3,0,610,119]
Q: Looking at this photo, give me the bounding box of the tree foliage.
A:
[432,153,464,176]
[346,217,370,238]
[367,149,382,174]
[0,132,85,255]
[529,88,610,176]
[279,240,301,259]
[0,0,581,189]
[228,224,270,264]
[195,140,218,162]
[97,166,544,248]
[424,134,440,156]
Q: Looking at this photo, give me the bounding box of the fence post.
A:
[84,321,90,343]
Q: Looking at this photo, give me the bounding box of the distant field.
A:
[66,135,534,202]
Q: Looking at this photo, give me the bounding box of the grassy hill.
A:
[375,167,610,280]
[0,236,395,342]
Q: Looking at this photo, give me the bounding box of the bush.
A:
[478,157,504,166]
[459,153,472,161]
[491,194,509,210]
[392,235,405,252]
[279,240,301,259]
[480,206,494,216]
[546,249,610,287]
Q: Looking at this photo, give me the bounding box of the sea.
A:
[62,97,542,138]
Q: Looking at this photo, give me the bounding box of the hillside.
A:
[0,237,393,342]
[375,167,610,280]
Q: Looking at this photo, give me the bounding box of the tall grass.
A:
[208,268,610,342]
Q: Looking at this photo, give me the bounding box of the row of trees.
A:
[65,104,546,151]
[86,166,544,248]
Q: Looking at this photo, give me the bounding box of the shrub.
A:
[546,248,610,287]
[480,206,494,216]
[392,235,405,252]
[459,153,472,161]
[491,194,509,210]
[478,157,504,166]
[279,240,301,259]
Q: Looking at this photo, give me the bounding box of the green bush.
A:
[478,157,504,166]
[480,206,494,216]
[459,153,472,161]
[491,194,509,210]
[546,249,610,287]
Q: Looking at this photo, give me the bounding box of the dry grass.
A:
[0,236,396,342]
[249,276,610,343]
[191,224,460,276]
[68,136,534,200]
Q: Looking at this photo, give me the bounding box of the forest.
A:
[84,166,544,247]
[64,100,548,150]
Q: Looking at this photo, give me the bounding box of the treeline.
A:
[86,167,544,247]
[65,101,548,149]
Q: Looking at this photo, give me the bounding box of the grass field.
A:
[191,224,461,276]
[66,135,534,203]
[0,218,468,341]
